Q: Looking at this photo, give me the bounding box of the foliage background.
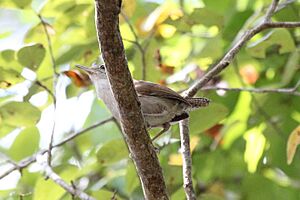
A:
[0,0,299,199]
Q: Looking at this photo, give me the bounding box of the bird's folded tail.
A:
[185,97,210,110]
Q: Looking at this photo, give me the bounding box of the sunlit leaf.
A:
[0,102,41,127]
[8,126,40,160]
[17,43,46,70]
[244,125,266,173]
[0,67,24,88]
[286,125,300,165]
[168,153,182,166]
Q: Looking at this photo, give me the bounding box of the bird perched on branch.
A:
[76,64,210,140]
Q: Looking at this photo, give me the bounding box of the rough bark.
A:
[94,1,169,199]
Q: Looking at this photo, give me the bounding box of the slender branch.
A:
[37,14,58,76]
[53,117,114,148]
[39,161,95,200]
[0,118,112,180]
[178,0,298,198]
[37,14,58,166]
[35,80,56,101]
[264,0,279,22]
[94,1,168,199]
[183,15,300,97]
[120,12,155,80]
[179,118,196,200]
[202,81,300,96]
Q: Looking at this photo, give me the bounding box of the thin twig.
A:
[53,117,114,148]
[264,0,279,22]
[183,23,300,98]
[179,0,296,199]
[35,80,56,101]
[37,14,58,76]
[120,12,156,80]
[179,118,196,200]
[37,14,58,166]
[202,81,300,96]
[0,117,113,180]
[39,161,95,200]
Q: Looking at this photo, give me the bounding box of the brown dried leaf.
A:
[287,125,300,165]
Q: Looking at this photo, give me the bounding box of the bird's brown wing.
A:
[134,80,189,104]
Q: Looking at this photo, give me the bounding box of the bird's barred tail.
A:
[185,97,210,110]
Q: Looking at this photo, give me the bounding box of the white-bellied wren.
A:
[76,64,210,140]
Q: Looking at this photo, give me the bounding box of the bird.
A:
[76,64,210,140]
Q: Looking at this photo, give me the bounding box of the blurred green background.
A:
[0,0,299,199]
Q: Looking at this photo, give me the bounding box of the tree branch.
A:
[179,118,196,200]
[94,1,168,199]
[183,22,300,98]
[202,80,300,96]
[39,161,95,200]
[179,0,299,198]
[0,118,112,180]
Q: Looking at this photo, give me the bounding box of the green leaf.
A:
[8,127,40,160]
[243,125,266,173]
[0,102,41,127]
[0,124,15,138]
[281,50,300,85]
[0,67,24,88]
[125,161,140,194]
[12,0,32,8]
[96,139,128,165]
[17,43,46,70]
[187,8,223,27]
[1,50,15,62]
[247,29,296,58]
[189,103,229,134]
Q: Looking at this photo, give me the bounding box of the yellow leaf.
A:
[168,154,182,166]
[286,125,300,165]
[190,136,200,153]
[141,2,182,32]
[158,24,176,38]
[244,125,266,173]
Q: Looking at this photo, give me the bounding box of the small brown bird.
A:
[76,64,210,140]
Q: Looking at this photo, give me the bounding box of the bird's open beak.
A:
[75,64,94,73]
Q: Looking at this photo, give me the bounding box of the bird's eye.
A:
[99,65,105,70]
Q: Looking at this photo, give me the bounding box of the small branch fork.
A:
[0,118,113,179]
[39,161,95,200]
[179,0,300,199]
